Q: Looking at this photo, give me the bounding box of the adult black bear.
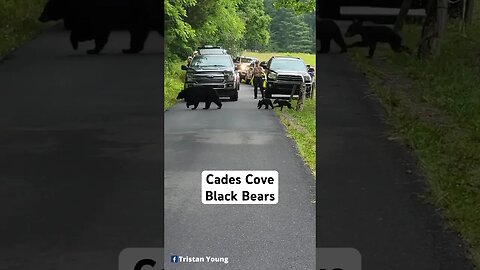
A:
[123,0,162,54]
[257,98,274,109]
[345,20,410,58]
[38,0,162,54]
[176,86,222,110]
[273,99,292,111]
[317,19,347,54]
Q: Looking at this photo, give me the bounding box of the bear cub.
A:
[345,19,410,58]
[273,99,292,111]
[257,98,274,109]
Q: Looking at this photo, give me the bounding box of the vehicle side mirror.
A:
[260,63,267,68]
[181,65,188,71]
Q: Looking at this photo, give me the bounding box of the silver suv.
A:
[181,54,239,101]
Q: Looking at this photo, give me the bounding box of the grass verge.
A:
[350,20,480,268]
[0,0,48,58]
[164,60,185,110]
[277,99,316,176]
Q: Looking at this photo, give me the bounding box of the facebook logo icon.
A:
[171,255,179,263]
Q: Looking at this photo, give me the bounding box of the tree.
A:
[464,0,474,26]
[272,0,315,14]
[417,0,448,58]
[394,0,414,32]
[165,0,197,58]
[265,0,315,53]
[238,0,271,51]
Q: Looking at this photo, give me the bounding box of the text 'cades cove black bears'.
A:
[317,18,347,54]
[176,86,223,110]
[345,19,411,58]
[38,0,162,54]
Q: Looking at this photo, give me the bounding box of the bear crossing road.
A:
[38,0,163,54]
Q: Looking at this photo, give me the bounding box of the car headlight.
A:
[268,72,277,80]
[186,73,195,82]
[225,72,235,81]
[303,74,311,82]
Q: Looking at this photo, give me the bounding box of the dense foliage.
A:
[164,0,315,59]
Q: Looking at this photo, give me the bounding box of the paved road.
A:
[316,22,474,269]
[164,84,316,269]
[0,26,163,269]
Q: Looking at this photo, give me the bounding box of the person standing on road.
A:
[187,56,193,67]
[252,61,265,99]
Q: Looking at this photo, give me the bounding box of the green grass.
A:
[164,60,185,110]
[244,51,316,67]
[277,99,316,175]
[350,18,480,268]
[0,0,49,57]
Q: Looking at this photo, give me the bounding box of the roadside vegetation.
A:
[0,0,48,57]
[350,8,480,266]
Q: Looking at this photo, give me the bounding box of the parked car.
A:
[197,45,227,55]
[181,54,239,101]
[233,56,258,82]
[261,56,313,98]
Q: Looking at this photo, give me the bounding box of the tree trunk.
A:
[296,83,306,111]
[465,0,474,25]
[394,0,414,32]
[417,0,448,58]
[289,84,296,103]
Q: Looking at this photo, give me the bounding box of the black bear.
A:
[39,0,113,54]
[38,0,162,54]
[273,99,292,111]
[317,18,347,54]
[123,0,162,54]
[176,86,222,110]
[257,98,274,109]
[345,19,410,58]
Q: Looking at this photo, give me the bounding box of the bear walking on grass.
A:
[345,19,411,58]
[176,86,222,110]
[317,18,347,54]
[273,99,292,111]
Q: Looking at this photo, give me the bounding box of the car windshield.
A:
[199,49,225,55]
[240,58,255,64]
[191,55,233,68]
[270,59,306,71]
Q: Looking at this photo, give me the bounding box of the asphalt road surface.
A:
[316,21,474,270]
[0,26,163,269]
[164,84,316,269]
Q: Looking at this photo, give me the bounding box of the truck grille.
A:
[277,74,303,82]
[195,74,225,83]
